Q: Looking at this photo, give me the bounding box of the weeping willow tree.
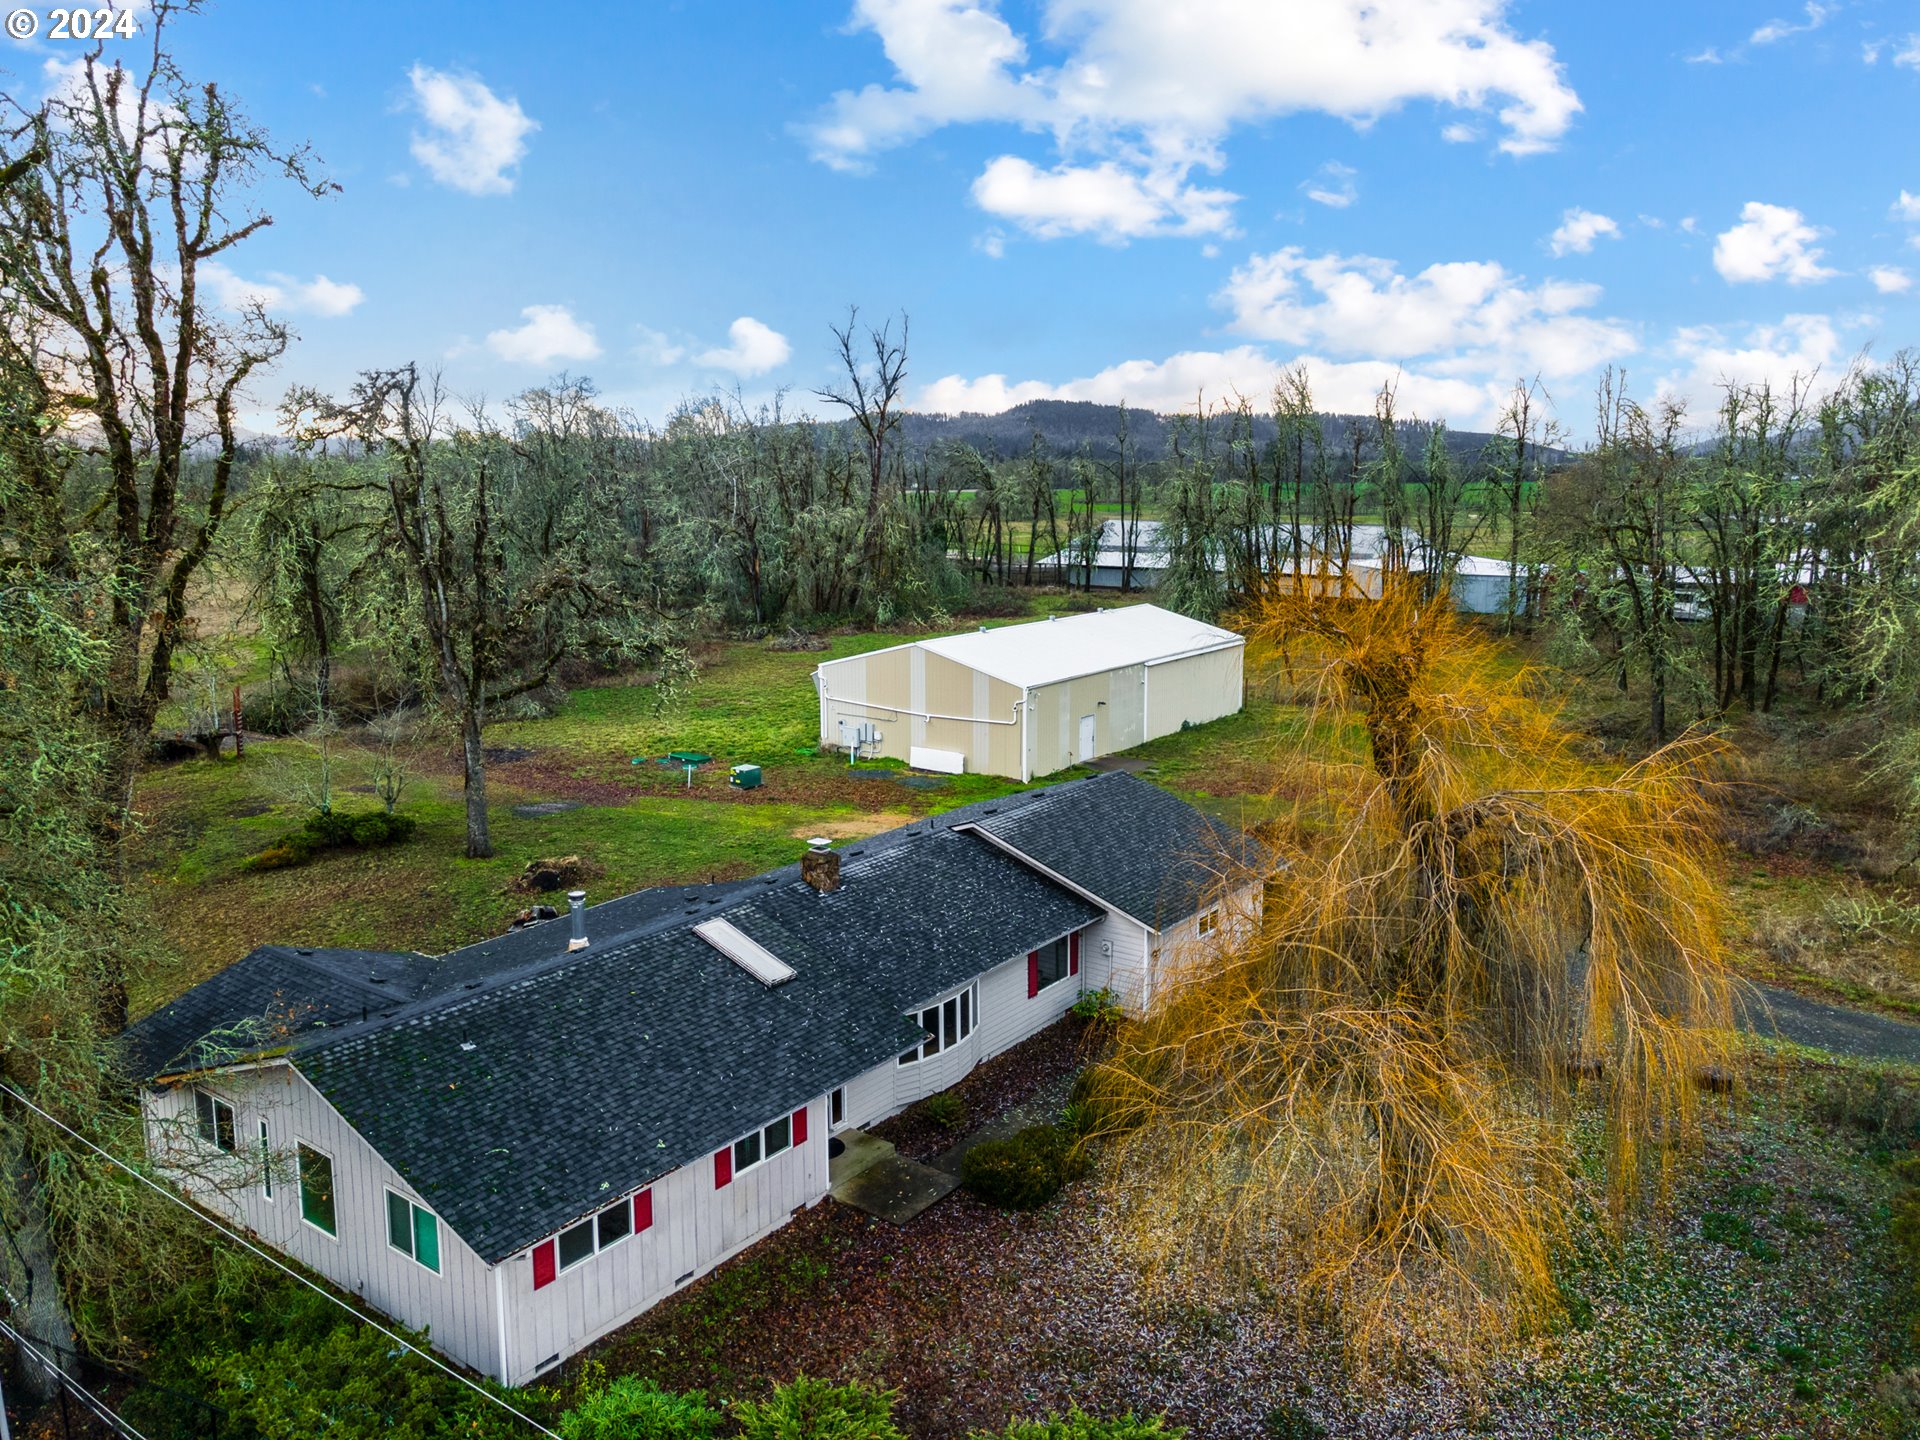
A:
[1085,579,1738,1364]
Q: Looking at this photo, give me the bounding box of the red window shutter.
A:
[714,1147,733,1189]
[1070,931,1080,976]
[633,1189,653,1232]
[792,1105,808,1145]
[1028,950,1040,998]
[531,1239,556,1290]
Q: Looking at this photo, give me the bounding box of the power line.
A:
[0,1313,150,1440]
[0,1081,560,1440]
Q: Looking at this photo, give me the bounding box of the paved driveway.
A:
[1741,983,1920,1065]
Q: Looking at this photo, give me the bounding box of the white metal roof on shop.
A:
[916,603,1242,689]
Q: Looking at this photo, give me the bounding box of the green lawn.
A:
[131,603,1295,1015]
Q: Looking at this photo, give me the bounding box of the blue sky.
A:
[6,0,1918,436]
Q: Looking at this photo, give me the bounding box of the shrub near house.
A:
[248,808,417,869]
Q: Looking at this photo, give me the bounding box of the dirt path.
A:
[1744,981,1920,1064]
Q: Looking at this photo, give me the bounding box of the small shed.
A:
[813,604,1244,781]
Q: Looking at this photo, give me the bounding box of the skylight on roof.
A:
[693,918,795,987]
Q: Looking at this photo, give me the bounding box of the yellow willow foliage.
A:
[1084,578,1737,1367]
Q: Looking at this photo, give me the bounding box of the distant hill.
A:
[885,399,1563,468]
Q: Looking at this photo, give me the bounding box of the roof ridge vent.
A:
[693,917,796,987]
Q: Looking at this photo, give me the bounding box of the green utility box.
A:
[728,763,762,790]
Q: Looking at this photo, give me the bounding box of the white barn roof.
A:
[917,603,1242,688]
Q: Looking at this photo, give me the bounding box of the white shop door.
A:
[1078,713,1097,762]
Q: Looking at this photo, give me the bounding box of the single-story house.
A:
[812,604,1244,780]
[124,773,1254,1387]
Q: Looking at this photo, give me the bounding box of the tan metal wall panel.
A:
[1145,645,1245,738]
[818,647,914,763]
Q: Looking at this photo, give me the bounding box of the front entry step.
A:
[827,1127,895,1187]
[829,1150,960,1225]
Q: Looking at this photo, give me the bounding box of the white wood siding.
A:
[976,943,1083,1054]
[142,1067,504,1381]
[1074,911,1155,1015]
[1141,882,1262,1012]
[835,1058,901,1133]
[832,937,1091,1135]
[500,1097,827,1387]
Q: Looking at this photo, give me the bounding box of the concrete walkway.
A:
[1743,983,1920,1065]
[827,1128,959,1225]
[930,1074,1077,1176]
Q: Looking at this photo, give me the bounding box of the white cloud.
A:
[1750,3,1830,46]
[1548,207,1620,257]
[1895,34,1920,69]
[1894,190,1920,222]
[916,347,1498,426]
[485,304,601,365]
[1440,122,1480,143]
[1217,247,1635,380]
[633,326,687,367]
[406,65,537,196]
[694,317,792,375]
[1660,313,1842,413]
[1686,47,1724,65]
[806,0,1580,241]
[1712,202,1835,284]
[1869,265,1913,295]
[971,155,1238,240]
[200,262,365,317]
[1301,161,1358,209]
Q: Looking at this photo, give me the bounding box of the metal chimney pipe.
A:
[567,890,588,952]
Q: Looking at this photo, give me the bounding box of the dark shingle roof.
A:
[967,770,1245,928]
[291,820,1099,1261]
[123,945,433,1078]
[125,773,1231,1262]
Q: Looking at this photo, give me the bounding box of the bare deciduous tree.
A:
[0,1,333,892]
[815,307,908,589]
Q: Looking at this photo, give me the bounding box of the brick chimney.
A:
[801,837,841,895]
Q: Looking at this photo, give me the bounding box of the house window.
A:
[731,1112,802,1177]
[1036,937,1072,989]
[297,1143,336,1236]
[259,1120,274,1201]
[830,1087,846,1129]
[194,1089,235,1153]
[597,1199,631,1249]
[1198,909,1220,937]
[897,984,976,1065]
[558,1217,595,1269]
[557,1195,635,1273]
[386,1190,441,1273]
